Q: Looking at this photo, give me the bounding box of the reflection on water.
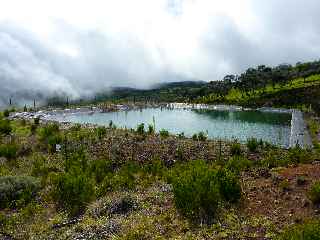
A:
[52,108,291,147]
[192,109,291,126]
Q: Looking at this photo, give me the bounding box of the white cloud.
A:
[0,0,319,105]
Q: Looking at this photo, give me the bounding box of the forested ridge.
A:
[46,60,320,112]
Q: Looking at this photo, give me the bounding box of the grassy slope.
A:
[199,74,320,112]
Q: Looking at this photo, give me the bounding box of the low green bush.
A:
[38,123,60,141]
[70,123,81,131]
[260,150,290,168]
[297,176,306,186]
[287,147,313,164]
[52,171,95,216]
[279,179,291,191]
[277,220,320,240]
[3,109,10,117]
[247,138,259,152]
[64,148,88,173]
[0,143,18,160]
[0,119,12,135]
[192,132,208,141]
[147,124,155,134]
[47,134,62,153]
[98,162,140,196]
[108,120,113,128]
[177,132,185,139]
[230,141,242,156]
[192,134,198,141]
[216,168,242,203]
[89,159,113,183]
[159,129,169,138]
[96,126,107,140]
[34,117,40,125]
[198,132,207,141]
[0,176,41,209]
[31,155,58,185]
[169,160,241,223]
[308,181,320,204]
[170,160,220,223]
[225,156,252,174]
[38,123,62,152]
[143,158,166,177]
[30,124,37,135]
[136,123,145,135]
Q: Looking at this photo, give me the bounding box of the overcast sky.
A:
[0,0,320,104]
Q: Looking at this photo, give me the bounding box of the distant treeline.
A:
[45,60,320,112]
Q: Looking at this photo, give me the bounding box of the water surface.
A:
[51,108,292,147]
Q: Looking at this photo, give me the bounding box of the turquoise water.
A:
[52,108,292,147]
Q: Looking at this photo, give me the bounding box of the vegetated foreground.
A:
[0,111,320,240]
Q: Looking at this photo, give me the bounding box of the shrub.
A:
[20,119,26,126]
[175,147,184,161]
[47,134,62,153]
[170,160,241,223]
[143,158,166,177]
[0,143,18,160]
[192,132,208,141]
[89,159,113,183]
[159,129,169,138]
[247,138,259,152]
[192,134,198,141]
[170,160,221,223]
[225,156,252,174]
[136,123,145,135]
[70,123,81,132]
[297,176,306,186]
[147,124,154,134]
[52,171,95,216]
[109,195,137,215]
[96,126,107,140]
[0,119,12,135]
[279,179,291,191]
[308,181,320,204]
[112,162,138,190]
[31,155,51,181]
[197,132,207,141]
[177,132,185,139]
[0,176,41,209]
[38,123,61,152]
[216,168,241,203]
[64,148,88,173]
[30,124,37,135]
[109,120,113,128]
[277,220,320,240]
[287,147,313,164]
[34,117,40,125]
[98,162,139,195]
[3,109,9,117]
[260,150,289,168]
[38,123,60,140]
[259,139,264,147]
[230,141,242,156]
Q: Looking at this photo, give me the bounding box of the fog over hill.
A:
[1,0,320,106]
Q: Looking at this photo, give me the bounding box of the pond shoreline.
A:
[9,103,312,149]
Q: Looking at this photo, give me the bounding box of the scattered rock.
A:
[52,217,82,229]
[271,172,284,184]
[109,196,138,215]
[257,168,272,178]
[296,176,307,186]
[71,220,120,240]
